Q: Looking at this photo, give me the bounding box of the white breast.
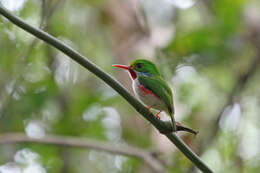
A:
[132,79,166,111]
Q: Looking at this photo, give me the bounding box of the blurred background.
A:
[0,0,260,172]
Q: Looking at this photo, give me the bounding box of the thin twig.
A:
[0,133,165,173]
[0,5,213,173]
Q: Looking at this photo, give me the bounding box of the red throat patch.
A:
[129,69,137,80]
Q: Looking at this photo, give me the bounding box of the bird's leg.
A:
[146,105,152,113]
[146,106,161,120]
[154,111,161,119]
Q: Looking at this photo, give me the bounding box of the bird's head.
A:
[113,59,160,80]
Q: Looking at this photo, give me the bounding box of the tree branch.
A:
[0,5,213,173]
[0,133,164,173]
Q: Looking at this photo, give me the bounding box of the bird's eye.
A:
[136,63,142,68]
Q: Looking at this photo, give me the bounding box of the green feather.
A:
[138,76,174,114]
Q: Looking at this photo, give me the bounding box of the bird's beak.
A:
[112,64,130,70]
[112,64,137,79]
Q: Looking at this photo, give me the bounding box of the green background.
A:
[0,0,260,172]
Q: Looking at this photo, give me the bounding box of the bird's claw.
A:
[146,106,161,120]
[154,111,161,120]
[146,106,152,113]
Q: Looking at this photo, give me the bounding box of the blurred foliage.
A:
[1,0,260,173]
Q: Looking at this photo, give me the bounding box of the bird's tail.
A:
[169,111,198,135]
[170,112,177,132]
[176,122,198,135]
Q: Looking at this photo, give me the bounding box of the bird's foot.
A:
[146,106,152,113]
[154,111,161,120]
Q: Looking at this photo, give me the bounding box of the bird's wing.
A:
[138,76,174,114]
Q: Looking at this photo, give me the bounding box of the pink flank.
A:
[139,84,160,99]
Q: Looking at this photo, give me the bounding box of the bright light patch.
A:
[0,162,21,173]
[0,0,27,11]
[83,104,102,122]
[101,107,122,141]
[166,0,196,9]
[25,120,46,139]
[88,150,128,172]
[0,149,46,173]
[238,97,260,160]
[83,106,122,141]
[54,49,79,88]
[23,63,50,83]
[175,65,197,81]
[14,148,40,164]
[219,103,241,132]
[201,149,222,172]
[239,125,260,160]
[23,164,46,173]
[115,155,128,171]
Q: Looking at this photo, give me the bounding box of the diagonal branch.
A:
[0,133,164,173]
[0,5,213,173]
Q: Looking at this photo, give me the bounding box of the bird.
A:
[113,59,176,131]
